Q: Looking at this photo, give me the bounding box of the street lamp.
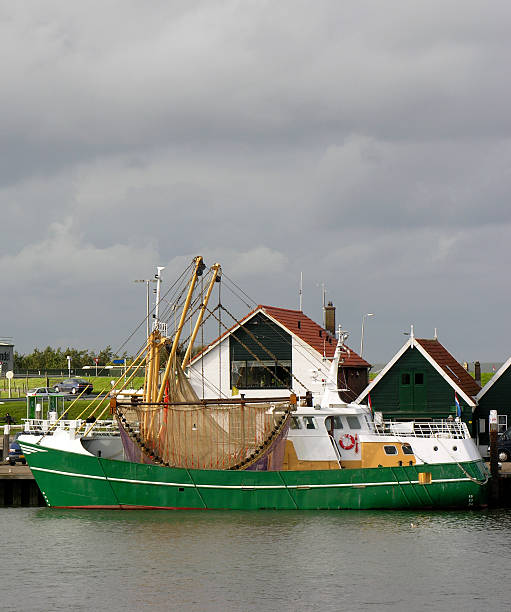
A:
[66,355,71,377]
[134,278,157,339]
[360,313,374,358]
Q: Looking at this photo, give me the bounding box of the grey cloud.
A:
[1,1,510,364]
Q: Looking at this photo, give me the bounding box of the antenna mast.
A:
[154,266,165,327]
[321,282,326,327]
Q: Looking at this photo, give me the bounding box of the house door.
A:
[399,371,426,412]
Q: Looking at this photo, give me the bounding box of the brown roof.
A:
[260,305,370,368]
[415,339,481,398]
[190,304,370,368]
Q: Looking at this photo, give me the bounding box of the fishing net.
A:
[116,356,291,470]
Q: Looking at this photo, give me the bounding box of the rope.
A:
[229,411,291,471]
[201,274,205,399]
[221,274,346,387]
[218,278,222,397]
[218,304,310,392]
[205,306,294,390]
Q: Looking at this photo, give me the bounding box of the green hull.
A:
[22,441,488,510]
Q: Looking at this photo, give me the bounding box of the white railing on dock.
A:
[21,419,120,436]
[373,420,469,439]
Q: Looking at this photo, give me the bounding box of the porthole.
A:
[452,446,457,451]
[433,446,438,451]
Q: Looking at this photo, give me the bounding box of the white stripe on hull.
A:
[30,466,473,489]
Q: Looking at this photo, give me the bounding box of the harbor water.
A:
[2,508,511,611]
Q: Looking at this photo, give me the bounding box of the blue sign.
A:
[112,359,126,364]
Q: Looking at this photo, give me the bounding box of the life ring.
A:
[339,433,356,451]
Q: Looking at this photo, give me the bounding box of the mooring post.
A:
[489,409,499,506]
[2,424,10,462]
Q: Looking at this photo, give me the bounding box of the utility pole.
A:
[134,278,158,339]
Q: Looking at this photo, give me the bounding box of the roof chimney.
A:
[324,301,336,335]
[474,361,481,386]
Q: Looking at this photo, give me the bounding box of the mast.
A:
[181,263,222,369]
[154,266,165,330]
[320,325,349,408]
[156,256,206,403]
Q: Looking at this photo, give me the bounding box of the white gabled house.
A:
[187,305,370,401]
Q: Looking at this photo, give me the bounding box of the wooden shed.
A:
[474,357,511,446]
[355,332,481,430]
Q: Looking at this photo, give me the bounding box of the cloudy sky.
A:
[1,1,510,365]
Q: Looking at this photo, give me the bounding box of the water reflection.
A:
[3,507,511,611]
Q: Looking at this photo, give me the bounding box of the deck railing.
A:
[373,420,469,439]
[21,418,120,436]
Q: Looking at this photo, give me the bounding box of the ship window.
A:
[346,416,361,429]
[414,373,424,385]
[330,416,343,429]
[290,417,302,430]
[384,445,398,455]
[402,444,414,455]
[325,415,343,435]
[303,417,316,430]
[401,373,410,385]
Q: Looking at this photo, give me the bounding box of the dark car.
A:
[5,433,26,466]
[489,427,511,462]
[54,378,93,395]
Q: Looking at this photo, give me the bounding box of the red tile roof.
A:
[260,305,370,368]
[415,339,481,397]
[190,304,370,368]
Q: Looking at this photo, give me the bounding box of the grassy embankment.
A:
[0,376,145,425]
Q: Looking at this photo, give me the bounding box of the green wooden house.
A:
[474,357,511,446]
[355,331,481,433]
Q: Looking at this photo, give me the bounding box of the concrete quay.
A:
[0,465,44,507]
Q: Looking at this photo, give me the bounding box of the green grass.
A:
[0,375,145,426]
[481,372,494,386]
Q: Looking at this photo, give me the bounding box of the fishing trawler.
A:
[19,257,489,510]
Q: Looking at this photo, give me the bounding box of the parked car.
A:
[5,432,26,466]
[488,427,511,462]
[54,378,93,395]
[26,387,58,397]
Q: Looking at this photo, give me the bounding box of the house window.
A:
[479,419,486,434]
[498,415,507,434]
[401,373,411,385]
[230,359,291,389]
[414,373,424,385]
